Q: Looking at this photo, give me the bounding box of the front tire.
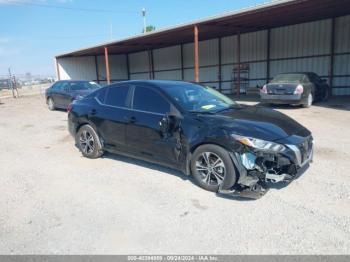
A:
[47,97,55,111]
[76,124,104,159]
[302,93,313,108]
[190,144,236,192]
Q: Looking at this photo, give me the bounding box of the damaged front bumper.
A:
[218,136,313,199]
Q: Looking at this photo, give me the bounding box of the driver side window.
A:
[133,86,170,114]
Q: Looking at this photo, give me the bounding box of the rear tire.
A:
[190,144,236,192]
[76,124,104,159]
[302,93,313,108]
[48,97,55,111]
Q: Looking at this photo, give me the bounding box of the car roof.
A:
[56,80,94,83]
[117,80,199,89]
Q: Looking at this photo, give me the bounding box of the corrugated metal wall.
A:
[153,45,182,80]
[58,14,350,95]
[270,18,332,89]
[220,31,268,93]
[129,51,150,80]
[58,56,96,80]
[96,54,128,82]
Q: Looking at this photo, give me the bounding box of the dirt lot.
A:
[0,94,350,254]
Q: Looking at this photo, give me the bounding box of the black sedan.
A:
[68,80,313,198]
[45,80,101,110]
[260,72,330,108]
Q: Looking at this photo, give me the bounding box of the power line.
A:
[1,0,136,14]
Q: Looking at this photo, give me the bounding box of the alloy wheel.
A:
[79,130,95,154]
[195,152,226,186]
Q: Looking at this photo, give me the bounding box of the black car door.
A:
[93,84,131,152]
[60,82,74,108]
[126,85,178,165]
[49,81,67,108]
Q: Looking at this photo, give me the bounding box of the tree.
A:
[143,25,156,33]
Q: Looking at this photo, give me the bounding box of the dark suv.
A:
[68,80,313,198]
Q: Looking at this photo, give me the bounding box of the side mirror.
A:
[159,115,170,134]
[159,114,179,135]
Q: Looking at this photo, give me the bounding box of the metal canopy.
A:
[56,0,350,58]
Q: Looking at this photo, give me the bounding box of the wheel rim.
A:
[79,130,95,154]
[196,152,226,186]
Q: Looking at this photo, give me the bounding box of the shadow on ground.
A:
[102,151,189,182]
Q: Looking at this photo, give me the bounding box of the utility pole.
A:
[142,8,147,33]
[8,67,12,81]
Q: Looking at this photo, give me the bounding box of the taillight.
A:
[261,84,267,94]
[67,103,73,113]
[294,84,304,95]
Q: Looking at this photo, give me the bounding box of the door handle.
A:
[90,109,97,115]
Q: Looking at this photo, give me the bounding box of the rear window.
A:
[105,85,130,107]
[69,81,100,91]
[271,74,305,83]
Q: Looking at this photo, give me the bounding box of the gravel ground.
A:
[0,95,349,254]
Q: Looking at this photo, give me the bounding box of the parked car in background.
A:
[260,72,330,108]
[45,80,101,110]
[0,79,11,90]
[67,80,313,198]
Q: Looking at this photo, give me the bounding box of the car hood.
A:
[200,105,310,142]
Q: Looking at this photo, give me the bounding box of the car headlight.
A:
[232,134,286,153]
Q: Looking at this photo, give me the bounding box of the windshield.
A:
[159,82,236,113]
[271,74,305,83]
[70,81,100,91]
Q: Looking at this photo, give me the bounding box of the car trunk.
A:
[267,83,298,95]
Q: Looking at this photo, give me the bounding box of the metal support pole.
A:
[266,29,271,83]
[126,54,130,80]
[55,58,61,81]
[329,17,335,95]
[194,25,199,83]
[94,55,99,83]
[180,43,184,80]
[104,47,111,85]
[236,31,241,97]
[218,37,222,92]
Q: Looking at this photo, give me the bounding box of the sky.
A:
[0,0,268,77]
